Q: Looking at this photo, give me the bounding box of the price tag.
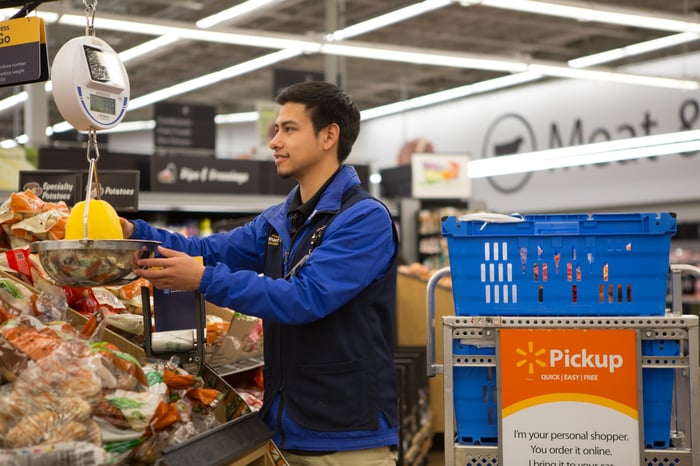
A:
[0,16,49,87]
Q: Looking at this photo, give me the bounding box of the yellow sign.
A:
[0,16,49,86]
[500,328,641,465]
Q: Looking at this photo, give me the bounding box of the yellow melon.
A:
[64,199,124,240]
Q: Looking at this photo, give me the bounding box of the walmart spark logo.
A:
[515,340,547,375]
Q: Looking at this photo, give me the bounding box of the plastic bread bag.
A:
[0,276,37,316]
[33,280,70,323]
[106,277,152,315]
[87,340,148,391]
[0,441,110,466]
[64,286,127,316]
[12,341,103,405]
[0,315,65,379]
[10,209,68,242]
[106,312,145,336]
[101,389,166,433]
[1,379,101,449]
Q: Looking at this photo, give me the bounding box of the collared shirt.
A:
[287,167,341,239]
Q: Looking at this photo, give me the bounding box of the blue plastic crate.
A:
[641,339,679,449]
[452,340,678,448]
[442,212,676,316]
[452,343,498,445]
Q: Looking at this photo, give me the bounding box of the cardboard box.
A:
[205,302,263,367]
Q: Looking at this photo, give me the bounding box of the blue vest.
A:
[260,185,399,432]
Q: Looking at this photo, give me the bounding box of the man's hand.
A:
[119,217,135,239]
[135,246,205,291]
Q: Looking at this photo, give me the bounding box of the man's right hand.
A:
[119,217,135,239]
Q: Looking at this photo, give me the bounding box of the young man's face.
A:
[269,102,332,180]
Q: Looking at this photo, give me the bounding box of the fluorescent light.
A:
[52,7,699,91]
[0,9,58,22]
[321,42,527,73]
[118,35,180,62]
[100,120,156,133]
[460,0,700,34]
[0,92,27,112]
[529,63,699,90]
[467,129,700,177]
[58,14,321,52]
[569,33,700,68]
[369,173,382,184]
[197,0,283,28]
[129,49,302,110]
[361,72,542,120]
[215,112,259,124]
[51,121,74,134]
[329,0,452,41]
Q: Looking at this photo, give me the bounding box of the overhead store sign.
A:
[499,328,641,465]
[154,102,216,157]
[150,155,260,194]
[0,16,49,87]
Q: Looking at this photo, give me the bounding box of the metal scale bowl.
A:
[30,15,159,287]
[31,239,159,287]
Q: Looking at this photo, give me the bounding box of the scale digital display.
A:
[89,93,116,115]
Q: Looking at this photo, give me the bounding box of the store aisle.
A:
[426,435,445,466]
[427,447,445,465]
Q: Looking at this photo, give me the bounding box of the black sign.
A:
[18,170,81,204]
[150,155,260,194]
[38,147,150,191]
[273,68,325,98]
[80,169,140,212]
[152,288,199,331]
[154,102,216,157]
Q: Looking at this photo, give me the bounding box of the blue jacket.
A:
[131,165,399,450]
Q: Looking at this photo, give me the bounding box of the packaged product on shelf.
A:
[0,190,69,249]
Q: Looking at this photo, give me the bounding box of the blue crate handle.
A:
[533,221,580,235]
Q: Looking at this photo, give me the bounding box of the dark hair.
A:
[275,81,360,162]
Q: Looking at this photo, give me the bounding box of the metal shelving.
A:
[427,268,700,466]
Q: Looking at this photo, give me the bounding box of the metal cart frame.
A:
[427,266,700,466]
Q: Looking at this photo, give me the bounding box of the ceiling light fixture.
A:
[459,0,700,34]
[0,9,58,22]
[196,0,284,29]
[128,49,302,110]
[466,129,700,178]
[2,0,699,146]
[361,72,542,120]
[328,0,452,41]
[53,8,700,90]
[57,14,322,52]
[568,32,700,68]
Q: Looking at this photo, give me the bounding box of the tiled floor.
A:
[425,434,445,466]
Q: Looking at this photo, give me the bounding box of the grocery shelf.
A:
[136,192,285,214]
[213,355,264,377]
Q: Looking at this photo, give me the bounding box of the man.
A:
[122,81,399,465]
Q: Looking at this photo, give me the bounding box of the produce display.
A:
[0,191,265,464]
[0,190,69,249]
[0,279,228,464]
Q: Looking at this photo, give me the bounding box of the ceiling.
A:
[1,0,700,146]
